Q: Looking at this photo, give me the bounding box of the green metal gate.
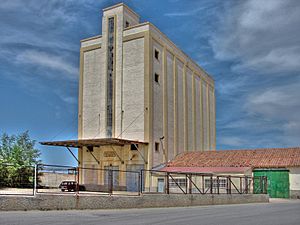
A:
[254,169,289,198]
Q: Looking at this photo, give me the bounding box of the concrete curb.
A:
[0,194,269,211]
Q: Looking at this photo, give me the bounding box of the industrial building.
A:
[163,147,300,198]
[41,3,216,191]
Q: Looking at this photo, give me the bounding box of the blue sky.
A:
[1,0,300,165]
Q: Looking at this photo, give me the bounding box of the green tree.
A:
[0,131,41,187]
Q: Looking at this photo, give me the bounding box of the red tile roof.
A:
[167,147,300,169]
[161,167,251,173]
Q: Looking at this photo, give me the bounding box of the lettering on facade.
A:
[104,151,116,157]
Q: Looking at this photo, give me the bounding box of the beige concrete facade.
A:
[78,3,216,179]
[288,167,300,198]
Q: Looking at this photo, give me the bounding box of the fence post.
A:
[240,177,242,194]
[186,174,188,194]
[109,169,113,195]
[140,170,143,194]
[33,164,37,196]
[264,176,268,194]
[202,175,204,194]
[228,176,232,194]
[188,174,192,194]
[210,175,213,194]
[226,176,229,194]
[138,172,141,196]
[245,176,248,194]
[252,177,254,194]
[217,176,220,194]
[166,172,169,194]
[76,167,80,194]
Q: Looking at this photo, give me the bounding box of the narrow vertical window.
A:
[154,49,159,60]
[125,21,130,28]
[106,17,115,137]
[155,142,160,152]
[154,73,159,83]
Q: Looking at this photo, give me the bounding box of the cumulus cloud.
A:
[0,0,106,106]
[219,136,247,147]
[16,50,78,78]
[211,0,300,74]
[164,7,206,17]
[245,82,300,119]
[244,81,300,145]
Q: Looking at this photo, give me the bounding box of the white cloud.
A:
[164,8,202,17]
[61,96,77,104]
[210,0,300,74]
[219,136,247,147]
[245,83,300,118]
[244,81,300,146]
[16,50,78,78]
[164,3,214,17]
[216,76,248,96]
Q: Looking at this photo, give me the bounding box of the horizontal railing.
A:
[0,163,267,196]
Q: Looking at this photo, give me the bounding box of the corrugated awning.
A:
[40,138,148,148]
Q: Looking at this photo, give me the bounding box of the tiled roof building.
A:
[167,147,300,168]
[165,147,300,199]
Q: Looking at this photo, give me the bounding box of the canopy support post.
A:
[66,147,80,165]
[87,146,100,164]
[133,144,148,164]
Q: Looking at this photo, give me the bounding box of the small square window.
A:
[154,49,159,60]
[131,144,138,150]
[154,73,159,83]
[155,142,160,152]
[125,21,130,28]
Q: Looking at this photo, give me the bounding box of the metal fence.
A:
[0,163,267,196]
[36,164,77,194]
[141,169,267,195]
[0,164,35,196]
[36,164,141,196]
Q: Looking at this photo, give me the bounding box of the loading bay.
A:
[0,199,299,225]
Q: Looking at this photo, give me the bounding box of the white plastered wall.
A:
[122,38,145,140]
[152,40,164,165]
[166,51,175,160]
[195,76,202,150]
[176,59,184,154]
[289,167,300,191]
[82,48,106,138]
[186,68,193,151]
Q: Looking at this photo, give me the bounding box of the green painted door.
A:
[254,170,289,198]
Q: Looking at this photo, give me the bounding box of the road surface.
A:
[0,199,299,225]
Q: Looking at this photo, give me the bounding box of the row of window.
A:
[168,178,227,188]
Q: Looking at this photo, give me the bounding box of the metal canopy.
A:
[40,138,148,148]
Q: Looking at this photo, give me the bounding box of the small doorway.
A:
[104,166,119,189]
[157,178,165,193]
[126,164,144,192]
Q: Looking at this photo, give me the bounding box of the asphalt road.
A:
[0,199,299,225]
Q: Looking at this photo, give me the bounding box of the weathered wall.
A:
[166,51,175,160]
[152,40,164,166]
[289,167,300,199]
[82,47,106,138]
[122,38,145,140]
[39,173,76,188]
[0,194,269,211]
